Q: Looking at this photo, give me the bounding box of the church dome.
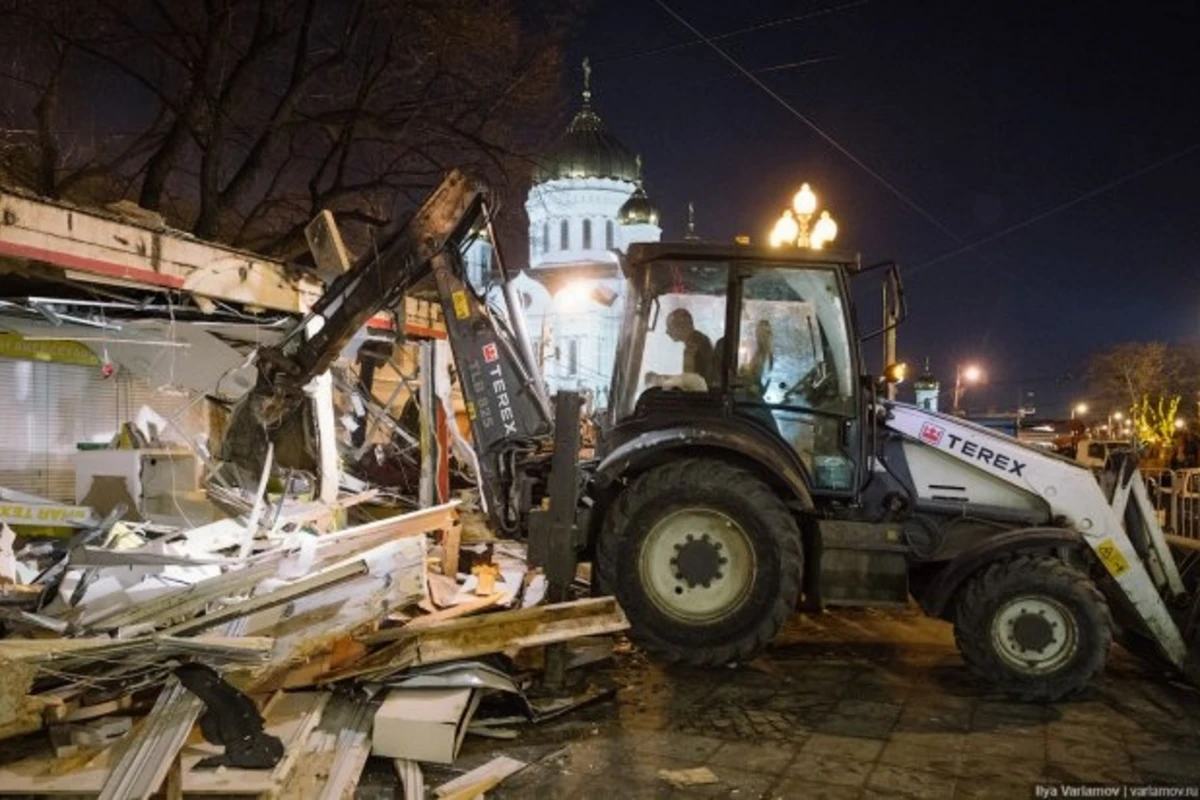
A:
[534,60,639,184]
[618,184,659,226]
[914,358,939,389]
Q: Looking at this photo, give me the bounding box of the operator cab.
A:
[607,242,863,495]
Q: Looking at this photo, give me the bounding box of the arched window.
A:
[567,339,579,377]
[542,223,549,254]
[605,220,614,250]
[560,219,569,250]
[582,219,592,249]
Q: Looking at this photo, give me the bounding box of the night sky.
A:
[564,0,1200,417]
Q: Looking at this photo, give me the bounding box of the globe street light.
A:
[1071,403,1089,420]
[771,182,838,249]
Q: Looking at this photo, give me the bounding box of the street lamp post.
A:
[770,183,838,249]
[953,364,982,415]
[1071,403,1089,421]
[1108,410,1124,437]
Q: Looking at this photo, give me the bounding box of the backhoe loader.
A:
[221,169,1200,701]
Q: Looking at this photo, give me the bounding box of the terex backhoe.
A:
[222,169,1200,701]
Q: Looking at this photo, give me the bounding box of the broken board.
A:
[0,692,329,795]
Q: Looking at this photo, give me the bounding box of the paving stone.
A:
[878,739,965,776]
[1046,735,1127,766]
[953,779,1035,799]
[835,699,904,722]
[563,738,643,776]
[658,764,779,798]
[1133,751,1200,782]
[630,731,725,761]
[867,763,959,798]
[1043,721,1124,748]
[815,713,899,740]
[766,692,840,713]
[802,733,887,761]
[768,778,864,800]
[1043,756,1138,784]
[895,704,973,734]
[785,751,875,788]
[707,740,799,775]
[957,754,1047,783]
[466,608,1200,798]
[961,730,1045,761]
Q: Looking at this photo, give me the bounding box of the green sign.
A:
[0,333,100,366]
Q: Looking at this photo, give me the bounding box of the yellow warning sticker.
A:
[1096,538,1130,577]
[452,290,470,320]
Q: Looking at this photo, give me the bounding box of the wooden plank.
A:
[315,699,373,800]
[327,597,629,682]
[0,635,275,661]
[395,594,504,633]
[158,562,367,636]
[237,537,425,691]
[440,520,461,578]
[393,759,424,800]
[426,573,461,609]
[1166,533,1200,552]
[165,752,183,800]
[309,502,457,566]
[0,692,329,796]
[434,756,526,798]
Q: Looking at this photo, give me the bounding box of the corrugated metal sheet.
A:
[0,358,208,502]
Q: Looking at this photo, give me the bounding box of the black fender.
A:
[594,423,815,511]
[918,527,1086,618]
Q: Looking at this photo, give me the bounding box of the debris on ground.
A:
[657,766,720,788]
[0,465,629,797]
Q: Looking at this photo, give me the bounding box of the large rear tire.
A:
[953,554,1112,701]
[595,458,803,666]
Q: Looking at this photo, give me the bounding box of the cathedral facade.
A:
[508,60,664,411]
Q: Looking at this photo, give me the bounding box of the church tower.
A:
[914,358,940,412]
[515,59,661,408]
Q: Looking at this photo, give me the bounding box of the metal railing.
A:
[1142,468,1200,540]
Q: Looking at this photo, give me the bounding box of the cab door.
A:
[730,262,860,494]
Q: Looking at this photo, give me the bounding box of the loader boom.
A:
[885,402,1190,668]
[220,170,554,530]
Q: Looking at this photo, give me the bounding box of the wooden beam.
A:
[433,756,526,799]
[327,597,629,682]
[0,186,446,336]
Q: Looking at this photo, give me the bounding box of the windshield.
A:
[738,264,855,415]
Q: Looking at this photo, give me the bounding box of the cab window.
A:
[736,266,854,415]
[634,261,728,400]
[735,264,856,492]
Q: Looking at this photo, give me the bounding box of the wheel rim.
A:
[989,594,1079,675]
[637,507,757,623]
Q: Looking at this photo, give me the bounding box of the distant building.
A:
[504,59,663,411]
[913,358,939,412]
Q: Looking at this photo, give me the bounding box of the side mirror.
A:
[857,262,907,342]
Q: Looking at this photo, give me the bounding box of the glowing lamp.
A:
[792,183,817,216]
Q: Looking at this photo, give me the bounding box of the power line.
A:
[599,0,871,65]
[754,56,840,74]
[907,139,1200,276]
[651,0,965,244]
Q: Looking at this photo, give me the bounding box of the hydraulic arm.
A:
[219,170,553,528]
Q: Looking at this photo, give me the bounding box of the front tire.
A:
[595,458,803,666]
[953,554,1112,701]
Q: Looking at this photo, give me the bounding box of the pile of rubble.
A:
[0,484,628,798]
